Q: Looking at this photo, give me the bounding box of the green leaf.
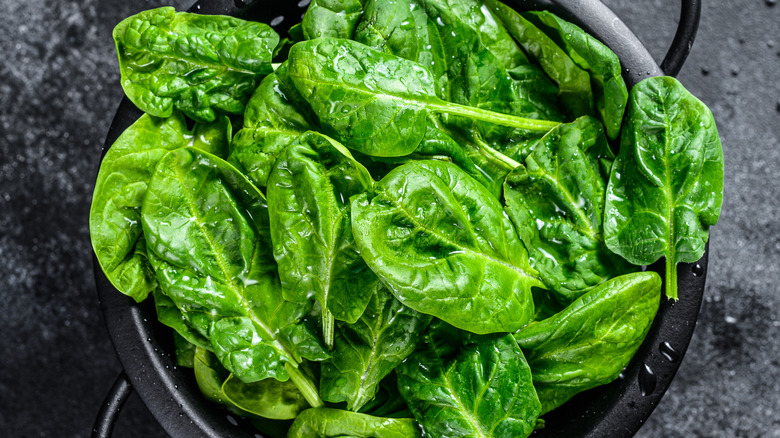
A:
[193,347,309,420]
[141,147,325,406]
[523,10,629,140]
[302,0,366,40]
[504,116,633,302]
[153,287,211,351]
[266,131,376,347]
[283,38,559,158]
[603,76,724,299]
[113,7,278,122]
[515,271,661,413]
[351,160,542,334]
[287,407,421,438]
[229,73,313,187]
[397,322,540,438]
[90,113,214,302]
[172,331,198,368]
[320,285,431,411]
[484,0,594,121]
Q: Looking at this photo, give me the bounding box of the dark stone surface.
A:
[0,0,777,437]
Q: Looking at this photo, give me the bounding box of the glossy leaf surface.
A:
[142,147,327,392]
[266,132,376,347]
[515,271,661,413]
[283,38,558,157]
[604,76,723,299]
[113,7,278,122]
[397,322,540,438]
[320,285,431,411]
[504,116,632,302]
[351,160,542,334]
[228,73,312,187]
[287,407,421,438]
[302,0,365,40]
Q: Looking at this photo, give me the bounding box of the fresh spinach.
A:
[515,271,661,413]
[397,321,541,438]
[90,113,229,302]
[283,38,559,158]
[113,7,278,122]
[351,160,542,334]
[228,73,312,188]
[287,407,421,437]
[302,0,366,40]
[266,131,376,348]
[141,147,326,406]
[603,76,723,299]
[319,285,431,411]
[504,116,633,302]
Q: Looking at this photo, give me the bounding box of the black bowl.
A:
[94,1,706,437]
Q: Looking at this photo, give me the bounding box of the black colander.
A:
[92,0,706,436]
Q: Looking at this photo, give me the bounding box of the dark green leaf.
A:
[397,322,540,438]
[172,331,198,368]
[287,407,421,438]
[603,76,724,299]
[302,0,366,40]
[267,131,376,347]
[351,160,542,334]
[515,271,661,414]
[113,7,278,122]
[320,285,431,411]
[504,116,633,302]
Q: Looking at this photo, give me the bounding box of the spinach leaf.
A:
[303,0,366,40]
[153,287,211,351]
[523,11,629,141]
[266,131,376,348]
[113,7,278,122]
[319,285,431,411]
[603,76,724,299]
[228,73,312,188]
[193,347,309,420]
[351,160,542,334]
[287,407,421,438]
[141,147,326,406]
[172,331,198,368]
[283,38,559,158]
[484,0,594,121]
[354,0,449,98]
[90,113,229,302]
[504,116,633,302]
[357,372,413,419]
[397,321,541,438]
[515,271,661,414]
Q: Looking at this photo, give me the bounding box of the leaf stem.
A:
[665,257,678,300]
[323,308,335,350]
[285,362,324,408]
[434,102,561,133]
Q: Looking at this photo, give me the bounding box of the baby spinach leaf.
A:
[287,407,421,438]
[515,271,661,414]
[354,0,449,98]
[603,76,724,300]
[193,347,309,420]
[319,285,431,411]
[229,73,312,188]
[113,7,278,122]
[523,11,629,141]
[302,0,366,40]
[153,287,211,351]
[266,131,376,348]
[283,38,559,158]
[141,147,326,406]
[357,372,413,419]
[397,321,541,438]
[90,113,229,302]
[172,331,197,368]
[504,116,633,302]
[351,160,542,334]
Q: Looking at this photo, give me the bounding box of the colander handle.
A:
[92,371,133,438]
[661,0,701,76]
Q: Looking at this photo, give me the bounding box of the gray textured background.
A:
[1,0,778,436]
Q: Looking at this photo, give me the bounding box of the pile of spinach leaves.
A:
[91,1,723,436]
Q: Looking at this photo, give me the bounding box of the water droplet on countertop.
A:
[692,263,704,276]
[638,363,656,396]
[700,67,710,76]
[766,0,776,7]
[234,0,248,7]
[192,3,201,11]
[659,341,680,363]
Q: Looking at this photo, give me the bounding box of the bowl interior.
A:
[95,1,707,437]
